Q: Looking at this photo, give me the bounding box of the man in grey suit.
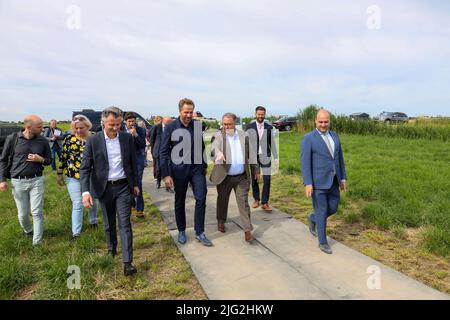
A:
[300,109,348,254]
[210,113,259,242]
[80,106,140,276]
[42,119,64,171]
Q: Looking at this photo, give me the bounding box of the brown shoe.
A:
[252,200,260,209]
[261,203,273,213]
[136,211,145,218]
[245,231,254,242]
[218,223,226,233]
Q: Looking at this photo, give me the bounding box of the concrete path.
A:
[142,169,449,300]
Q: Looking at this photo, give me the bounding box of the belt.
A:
[12,172,43,180]
[227,172,245,177]
[107,178,128,185]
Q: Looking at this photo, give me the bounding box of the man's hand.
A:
[215,151,226,164]
[274,159,279,167]
[0,182,8,192]
[129,127,137,137]
[164,176,174,189]
[305,185,313,198]
[255,173,260,183]
[133,186,140,197]
[51,136,57,142]
[56,175,65,186]
[26,154,44,163]
[340,181,348,192]
[82,194,94,209]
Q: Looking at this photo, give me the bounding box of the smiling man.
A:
[300,109,348,254]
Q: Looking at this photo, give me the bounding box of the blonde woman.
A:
[57,115,98,241]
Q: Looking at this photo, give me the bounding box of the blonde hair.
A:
[71,114,93,132]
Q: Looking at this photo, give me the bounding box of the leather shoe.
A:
[124,263,137,276]
[196,233,213,246]
[261,203,273,212]
[319,244,332,254]
[178,231,187,244]
[136,211,145,218]
[156,181,161,189]
[252,200,260,208]
[218,223,225,233]
[308,215,317,237]
[245,231,254,242]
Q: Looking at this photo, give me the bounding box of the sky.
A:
[1,0,449,121]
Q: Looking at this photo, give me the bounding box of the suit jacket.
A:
[150,123,163,158]
[123,125,146,168]
[43,126,64,149]
[300,129,347,190]
[159,117,207,180]
[246,121,278,168]
[80,131,138,199]
[210,129,258,185]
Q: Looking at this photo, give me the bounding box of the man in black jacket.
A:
[246,106,278,212]
[80,106,139,276]
[150,116,173,190]
[0,115,51,246]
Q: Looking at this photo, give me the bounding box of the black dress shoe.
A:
[124,263,137,276]
[156,181,161,189]
[107,250,117,257]
[71,235,80,242]
[308,215,317,237]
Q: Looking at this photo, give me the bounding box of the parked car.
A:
[0,124,22,154]
[350,112,370,120]
[377,112,409,123]
[273,116,297,131]
[73,109,152,132]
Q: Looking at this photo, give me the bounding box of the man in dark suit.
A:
[210,113,259,242]
[42,119,64,171]
[150,117,173,190]
[246,106,278,212]
[123,112,147,218]
[300,109,348,254]
[160,98,212,247]
[80,106,139,276]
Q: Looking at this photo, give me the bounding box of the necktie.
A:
[322,133,334,158]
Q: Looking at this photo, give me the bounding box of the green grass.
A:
[0,168,206,299]
[279,131,450,258]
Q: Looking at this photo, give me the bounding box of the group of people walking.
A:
[0,98,347,277]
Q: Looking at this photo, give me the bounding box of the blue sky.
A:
[1,0,449,121]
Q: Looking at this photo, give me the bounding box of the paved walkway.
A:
[142,169,449,300]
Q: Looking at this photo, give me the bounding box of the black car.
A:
[0,124,22,154]
[273,116,297,131]
[73,109,152,132]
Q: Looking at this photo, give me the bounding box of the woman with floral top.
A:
[57,115,98,241]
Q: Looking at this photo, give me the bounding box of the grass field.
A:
[267,131,450,293]
[0,168,206,299]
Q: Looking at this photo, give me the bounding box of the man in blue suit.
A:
[124,112,147,218]
[300,109,348,254]
[160,98,212,247]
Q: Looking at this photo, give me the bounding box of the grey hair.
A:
[222,112,237,122]
[102,106,123,120]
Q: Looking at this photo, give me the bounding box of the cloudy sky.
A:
[1,0,449,121]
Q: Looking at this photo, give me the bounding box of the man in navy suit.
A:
[300,109,348,254]
[159,98,212,247]
[246,106,278,212]
[81,106,139,276]
[150,117,173,190]
[123,112,147,218]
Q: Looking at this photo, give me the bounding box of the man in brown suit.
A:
[210,113,259,242]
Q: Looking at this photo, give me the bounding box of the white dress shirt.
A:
[316,128,335,156]
[104,131,126,181]
[226,130,245,175]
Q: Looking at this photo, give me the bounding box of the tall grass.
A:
[296,105,450,141]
